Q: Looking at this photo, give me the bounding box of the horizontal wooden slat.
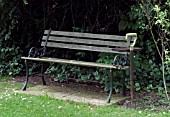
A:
[41,42,127,54]
[44,30,125,41]
[21,57,129,70]
[42,36,128,47]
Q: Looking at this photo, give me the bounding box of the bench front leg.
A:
[106,68,113,103]
[41,63,46,85]
[22,60,29,90]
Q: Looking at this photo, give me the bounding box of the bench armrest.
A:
[28,47,45,58]
[113,53,128,67]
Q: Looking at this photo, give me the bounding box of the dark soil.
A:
[13,74,170,112]
[13,74,107,94]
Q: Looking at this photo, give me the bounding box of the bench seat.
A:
[21,57,129,69]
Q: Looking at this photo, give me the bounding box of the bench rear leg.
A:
[122,70,126,96]
[22,60,29,90]
[106,69,113,103]
[41,63,46,85]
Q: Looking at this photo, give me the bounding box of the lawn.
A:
[0,77,169,117]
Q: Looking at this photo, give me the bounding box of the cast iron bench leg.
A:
[122,70,126,96]
[22,60,29,90]
[106,69,113,103]
[41,63,46,85]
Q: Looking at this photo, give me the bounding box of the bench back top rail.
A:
[41,30,129,54]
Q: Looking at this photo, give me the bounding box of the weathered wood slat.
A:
[42,36,128,47]
[21,57,129,70]
[44,30,125,41]
[41,42,127,54]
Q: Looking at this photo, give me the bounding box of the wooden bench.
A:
[21,29,138,103]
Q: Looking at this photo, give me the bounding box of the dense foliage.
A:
[119,0,170,99]
[0,0,22,75]
[0,0,169,98]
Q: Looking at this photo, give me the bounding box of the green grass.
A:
[0,76,12,82]
[0,77,169,117]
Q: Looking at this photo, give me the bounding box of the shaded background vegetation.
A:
[0,0,169,95]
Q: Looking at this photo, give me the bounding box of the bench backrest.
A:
[41,30,135,54]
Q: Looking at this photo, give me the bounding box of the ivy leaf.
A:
[118,20,128,31]
[22,0,28,5]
